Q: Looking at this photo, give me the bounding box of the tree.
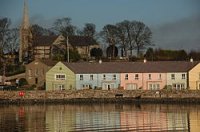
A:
[106,45,118,58]
[31,24,55,38]
[90,48,103,59]
[145,48,154,61]
[115,20,130,57]
[80,23,96,38]
[53,17,76,36]
[5,28,19,55]
[100,24,119,58]
[0,17,11,56]
[131,21,152,57]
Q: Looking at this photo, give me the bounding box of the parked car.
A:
[0,85,17,90]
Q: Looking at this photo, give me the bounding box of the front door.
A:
[35,78,38,84]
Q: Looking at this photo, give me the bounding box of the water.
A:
[0,104,200,132]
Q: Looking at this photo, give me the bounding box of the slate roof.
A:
[41,59,57,67]
[33,35,98,47]
[63,61,199,74]
[68,36,98,46]
[33,35,58,46]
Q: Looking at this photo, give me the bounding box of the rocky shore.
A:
[0,90,200,105]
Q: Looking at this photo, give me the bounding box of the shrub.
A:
[18,78,28,87]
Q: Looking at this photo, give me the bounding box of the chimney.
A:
[143,58,147,63]
[190,58,193,63]
[99,59,102,64]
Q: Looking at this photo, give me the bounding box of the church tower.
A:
[19,0,32,63]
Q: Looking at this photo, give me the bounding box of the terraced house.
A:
[45,61,200,90]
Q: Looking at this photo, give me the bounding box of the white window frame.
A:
[80,75,83,81]
[172,83,185,90]
[171,74,175,80]
[90,75,93,80]
[148,74,151,80]
[125,74,128,80]
[148,83,160,90]
[103,74,106,80]
[113,74,116,80]
[182,74,186,79]
[55,74,66,80]
[135,74,139,80]
[159,74,162,80]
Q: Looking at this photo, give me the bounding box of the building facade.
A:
[46,61,199,91]
[25,59,56,88]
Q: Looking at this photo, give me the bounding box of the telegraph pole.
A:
[67,36,69,63]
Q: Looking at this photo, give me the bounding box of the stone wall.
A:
[0,90,200,104]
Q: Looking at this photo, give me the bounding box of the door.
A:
[35,78,38,84]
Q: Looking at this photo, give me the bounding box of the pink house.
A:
[142,73,167,90]
[121,73,143,90]
[121,73,167,90]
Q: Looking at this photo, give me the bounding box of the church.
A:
[19,0,100,63]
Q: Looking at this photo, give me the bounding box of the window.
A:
[35,68,39,76]
[103,75,106,80]
[58,84,64,90]
[171,74,175,80]
[80,75,83,80]
[113,75,116,80]
[90,75,93,80]
[55,74,66,80]
[135,74,139,80]
[172,83,185,90]
[28,69,32,76]
[149,83,160,90]
[125,74,128,80]
[182,74,186,79]
[54,84,65,90]
[148,74,151,80]
[159,74,162,80]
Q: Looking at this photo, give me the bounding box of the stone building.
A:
[25,59,57,89]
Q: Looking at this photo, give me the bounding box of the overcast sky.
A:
[0,0,200,51]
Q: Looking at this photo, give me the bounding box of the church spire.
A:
[19,0,32,63]
[22,0,30,29]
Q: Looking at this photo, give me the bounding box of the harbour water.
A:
[0,103,200,132]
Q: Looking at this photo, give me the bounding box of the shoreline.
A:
[0,97,200,105]
[1,90,200,105]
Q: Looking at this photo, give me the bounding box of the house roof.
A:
[63,61,199,74]
[33,35,58,46]
[68,36,98,46]
[27,59,57,67]
[33,35,98,47]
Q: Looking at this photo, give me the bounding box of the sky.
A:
[0,0,200,51]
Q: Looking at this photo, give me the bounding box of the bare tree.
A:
[53,17,76,37]
[116,20,130,57]
[132,21,152,57]
[100,24,118,58]
[0,18,11,56]
[80,23,96,38]
[5,28,19,54]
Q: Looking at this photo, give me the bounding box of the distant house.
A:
[120,61,198,90]
[32,35,100,60]
[46,62,76,90]
[46,62,121,90]
[25,59,57,88]
[188,62,200,90]
[45,61,199,91]
[33,35,58,59]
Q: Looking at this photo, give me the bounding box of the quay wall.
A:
[0,90,200,104]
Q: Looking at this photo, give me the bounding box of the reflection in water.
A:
[0,104,200,132]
